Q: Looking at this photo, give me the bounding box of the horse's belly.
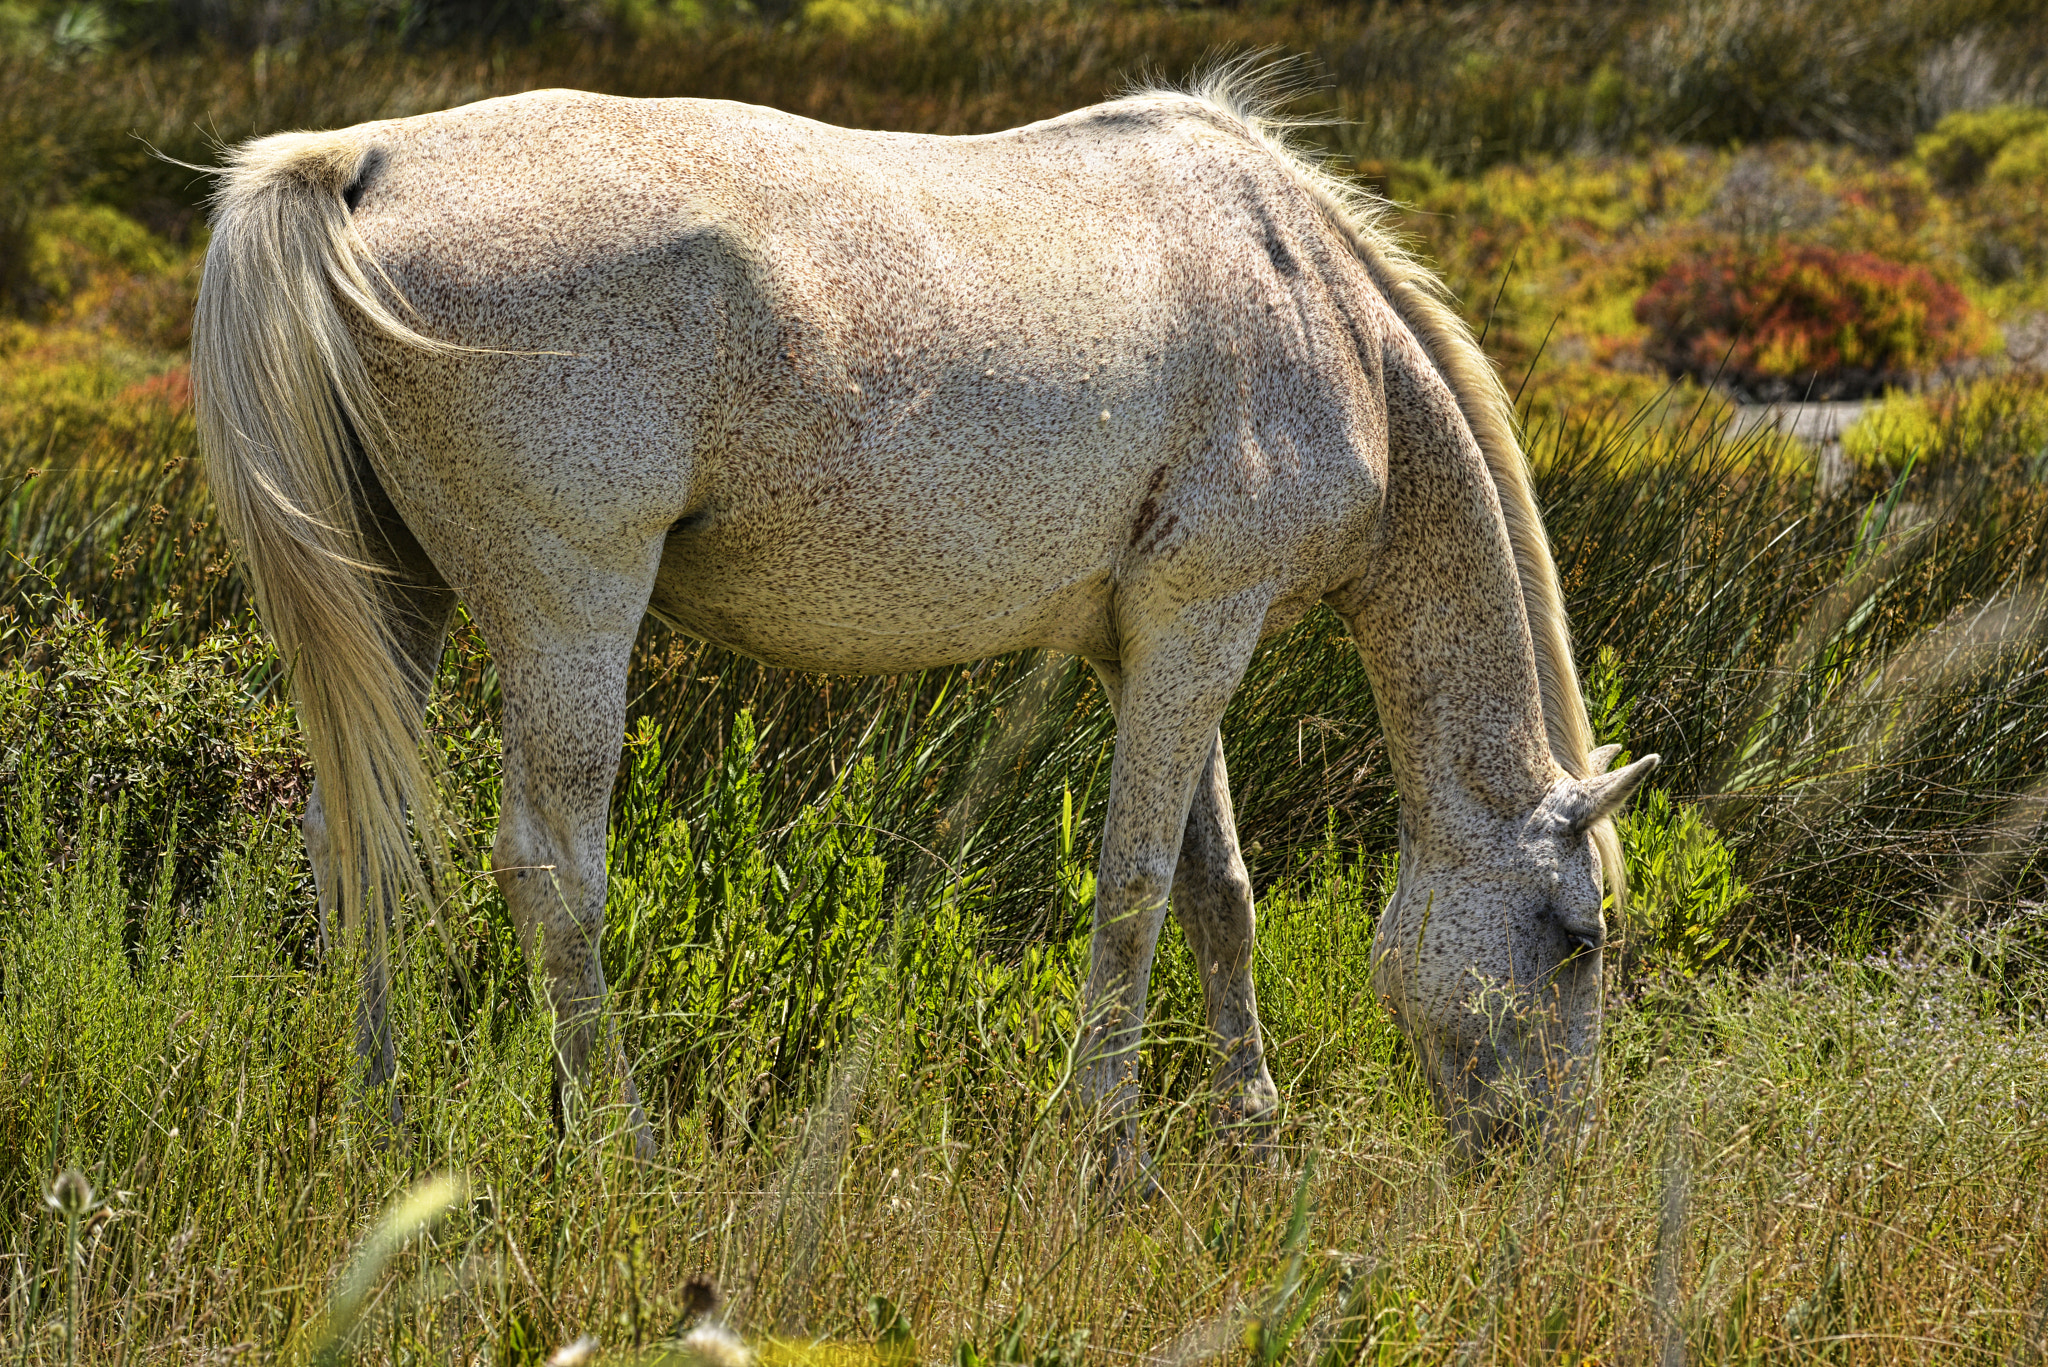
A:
[648,529,1116,673]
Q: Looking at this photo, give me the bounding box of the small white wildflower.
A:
[673,1323,751,1367]
[548,1334,599,1367]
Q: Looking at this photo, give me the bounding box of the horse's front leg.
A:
[490,633,656,1163]
[1172,730,1279,1141]
[1075,591,1269,1192]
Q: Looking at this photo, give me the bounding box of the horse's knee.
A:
[1100,855,1173,925]
[1087,860,1172,984]
[490,808,549,897]
[490,821,542,934]
[1174,864,1254,960]
[493,813,601,927]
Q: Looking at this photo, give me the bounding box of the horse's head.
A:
[1372,744,1659,1156]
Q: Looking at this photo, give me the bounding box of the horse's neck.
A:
[1346,339,1556,836]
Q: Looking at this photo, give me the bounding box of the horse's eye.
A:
[1549,907,1602,957]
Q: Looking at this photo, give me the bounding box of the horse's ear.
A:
[1586,743,1623,774]
[1558,753,1660,835]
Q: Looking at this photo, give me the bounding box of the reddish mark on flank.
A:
[1128,464,1169,547]
[1140,512,1181,556]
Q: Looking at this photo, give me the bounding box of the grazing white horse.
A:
[192,72,1656,1162]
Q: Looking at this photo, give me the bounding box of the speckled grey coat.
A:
[191,73,1656,1163]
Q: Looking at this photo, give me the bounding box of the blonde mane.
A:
[1151,64,1626,901]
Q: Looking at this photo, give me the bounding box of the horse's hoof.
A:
[1210,1078,1280,1163]
[1214,1122,1280,1171]
[1096,1140,1164,1204]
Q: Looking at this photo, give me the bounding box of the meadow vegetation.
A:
[4,0,2048,1361]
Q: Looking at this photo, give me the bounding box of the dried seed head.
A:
[45,1170,93,1219]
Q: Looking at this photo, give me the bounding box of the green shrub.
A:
[1842,374,2048,473]
[0,595,302,932]
[17,203,166,312]
[1618,788,1749,986]
[1987,127,2048,187]
[1840,389,1939,469]
[3,203,197,350]
[606,710,899,1141]
[1962,181,2048,292]
[800,0,927,38]
[1956,135,2048,298]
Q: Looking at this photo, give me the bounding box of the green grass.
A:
[3,620,2046,1363]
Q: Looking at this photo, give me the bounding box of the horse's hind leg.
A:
[1172,733,1279,1138]
[303,574,457,1115]
[486,627,655,1162]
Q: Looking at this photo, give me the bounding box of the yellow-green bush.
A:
[1393,149,1726,372]
[1841,374,2048,472]
[799,0,927,38]
[1841,390,1939,468]
[8,203,197,346]
[1987,127,2048,187]
[0,325,190,450]
[1619,787,1748,985]
[0,204,195,461]
[19,204,167,305]
[1916,104,2048,192]
[1906,106,2048,310]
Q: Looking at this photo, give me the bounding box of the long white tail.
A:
[192,129,455,945]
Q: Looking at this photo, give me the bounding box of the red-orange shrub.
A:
[1635,242,1985,398]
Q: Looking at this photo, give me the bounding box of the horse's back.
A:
[341,89,1393,668]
